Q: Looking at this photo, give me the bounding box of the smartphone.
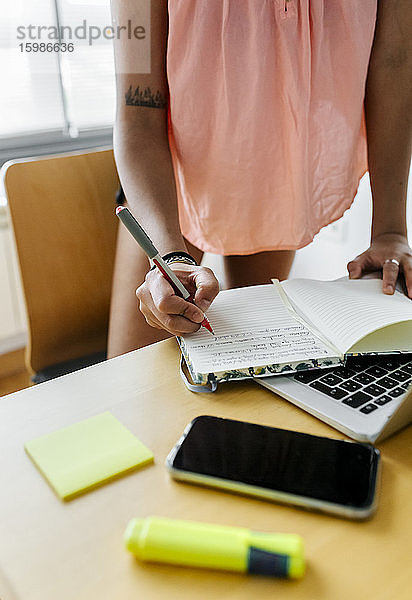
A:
[166,415,381,520]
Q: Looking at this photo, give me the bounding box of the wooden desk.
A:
[0,339,411,600]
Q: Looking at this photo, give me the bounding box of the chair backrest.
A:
[2,148,119,374]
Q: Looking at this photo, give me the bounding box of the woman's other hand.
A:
[347,233,412,297]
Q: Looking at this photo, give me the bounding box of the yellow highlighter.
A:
[124,516,305,579]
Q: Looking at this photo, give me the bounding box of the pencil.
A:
[116,206,214,334]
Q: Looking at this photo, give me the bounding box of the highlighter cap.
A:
[124,518,145,556]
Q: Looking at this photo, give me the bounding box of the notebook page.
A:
[181,285,338,374]
[281,278,412,354]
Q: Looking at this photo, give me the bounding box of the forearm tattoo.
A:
[125,85,167,108]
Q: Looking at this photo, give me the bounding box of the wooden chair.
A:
[2,148,119,382]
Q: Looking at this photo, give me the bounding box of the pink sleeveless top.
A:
[167,0,377,254]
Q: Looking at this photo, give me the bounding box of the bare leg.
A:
[107,223,167,358]
[222,250,295,289]
[107,225,204,358]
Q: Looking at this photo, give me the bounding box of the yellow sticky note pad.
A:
[24,412,154,500]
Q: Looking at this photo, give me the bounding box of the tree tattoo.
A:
[125,85,167,108]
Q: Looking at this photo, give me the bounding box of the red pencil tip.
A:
[202,317,214,335]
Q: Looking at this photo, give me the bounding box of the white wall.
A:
[291,171,412,280]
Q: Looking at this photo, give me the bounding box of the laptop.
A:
[256,354,412,443]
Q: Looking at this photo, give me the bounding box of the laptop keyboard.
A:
[293,356,412,416]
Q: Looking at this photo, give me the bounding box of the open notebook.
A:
[178,278,412,386]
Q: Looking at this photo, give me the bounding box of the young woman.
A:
[108,0,412,358]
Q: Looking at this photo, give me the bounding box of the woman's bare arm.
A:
[111,0,218,337]
[112,0,184,252]
[348,0,412,296]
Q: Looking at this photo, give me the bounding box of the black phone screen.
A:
[171,416,380,508]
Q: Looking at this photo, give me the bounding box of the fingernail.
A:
[384,285,394,294]
[193,311,204,323]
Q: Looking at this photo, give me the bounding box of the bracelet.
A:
[162,251,198,266]
[149,251,198,271]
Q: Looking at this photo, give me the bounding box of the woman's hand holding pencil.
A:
[116,206,218,336]
[137,262,218,335]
